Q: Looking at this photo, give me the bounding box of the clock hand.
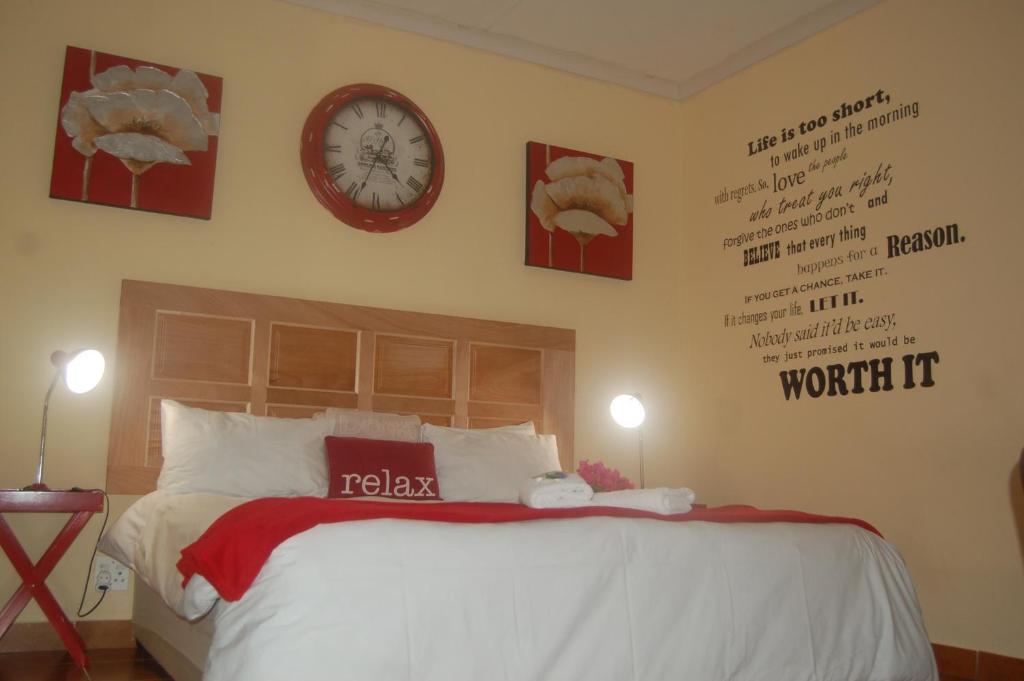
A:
[376,139,400,182]
[359,158,378,190]
[360,135,391,189]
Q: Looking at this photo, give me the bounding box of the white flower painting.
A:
[526,143,634,279]
[50,47,222,219]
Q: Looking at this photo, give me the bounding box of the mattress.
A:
[105,491,937,681]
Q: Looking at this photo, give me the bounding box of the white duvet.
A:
[104,492,937,681]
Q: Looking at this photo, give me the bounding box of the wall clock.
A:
[300,83,444,232]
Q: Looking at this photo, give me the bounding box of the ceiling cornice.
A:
[676,0,882,100]
[284,0,882,102]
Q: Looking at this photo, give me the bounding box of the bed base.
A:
[132,579,210,681]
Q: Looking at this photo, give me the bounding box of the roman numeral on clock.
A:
[406,176,424,193]
[329,162,346,180]
[353,103,364,119]
[409,135,424,144]
[332,122,348,131]
[372,192,382,210]
[325,144,341,153]
[376,102,387,117]
[346,181,361,199]
[413,158,429,168]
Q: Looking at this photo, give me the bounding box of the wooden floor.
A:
[0,647,172,681]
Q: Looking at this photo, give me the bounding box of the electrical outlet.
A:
[94,556,129,592]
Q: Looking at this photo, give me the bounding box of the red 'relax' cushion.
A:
[324,436,441,500]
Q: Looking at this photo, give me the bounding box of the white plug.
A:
[94,556,129,592]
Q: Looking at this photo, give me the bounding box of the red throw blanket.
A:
[177,498,880,602]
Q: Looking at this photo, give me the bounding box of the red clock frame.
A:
[300,83,445,233]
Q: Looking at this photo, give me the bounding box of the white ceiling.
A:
[285,0,881,99]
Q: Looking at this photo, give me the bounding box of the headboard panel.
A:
[106,280,575,494]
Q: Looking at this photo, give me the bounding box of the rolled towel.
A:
[590,487,696,515]
[520,472,594,509]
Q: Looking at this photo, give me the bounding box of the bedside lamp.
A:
[610,393,646,488]
[30,349,105,490]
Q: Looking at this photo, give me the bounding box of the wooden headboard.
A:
[106,280,575,494]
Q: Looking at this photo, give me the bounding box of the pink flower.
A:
[577,459,634,492]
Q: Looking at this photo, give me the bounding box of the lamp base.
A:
[22,482,51,491]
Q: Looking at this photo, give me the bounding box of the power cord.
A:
[76,489,111,618]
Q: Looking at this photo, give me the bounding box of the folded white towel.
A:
[590,487,696,515]
[520,472,594,508]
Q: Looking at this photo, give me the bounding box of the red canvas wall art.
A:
[49,46,222,219]
[526,142,633,280]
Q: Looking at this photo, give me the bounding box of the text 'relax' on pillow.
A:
[158,400,335,498]
[324,436,440,500]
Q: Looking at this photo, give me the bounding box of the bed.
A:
[101,280,937,681]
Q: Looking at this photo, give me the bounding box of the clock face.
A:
[301,84,444,232]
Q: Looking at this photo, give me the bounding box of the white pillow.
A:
[418,421,536,439]
[421,423,560,502]
[316,407,421,442]
[158,400,335,497]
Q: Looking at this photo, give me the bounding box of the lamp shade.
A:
[60,349,105,394]
[610,394,645,428]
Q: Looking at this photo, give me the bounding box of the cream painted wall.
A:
[2,0,1021,662]
[677,0,1024,658]
[0,0,685,624]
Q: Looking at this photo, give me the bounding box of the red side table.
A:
[0,489,104,668]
